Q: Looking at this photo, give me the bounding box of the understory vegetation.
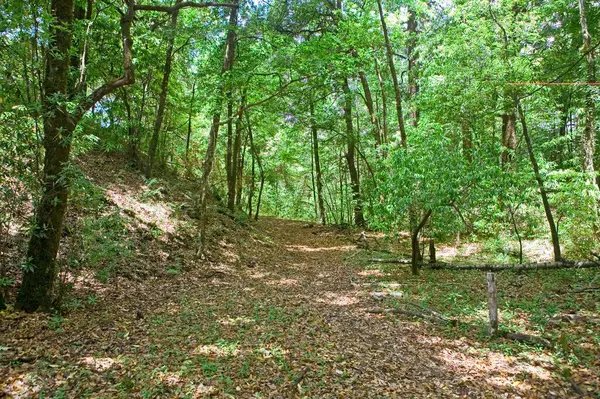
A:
[1,0,600,396]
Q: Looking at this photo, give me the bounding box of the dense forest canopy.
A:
[1,0,599,308]
[3,1,600,397]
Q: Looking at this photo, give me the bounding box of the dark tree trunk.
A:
[407,8,419,127]
[228,94,246,211]
[17,0,76,312]
[578,0,597,188]
[186,81,196,164]
[246,114,265,221]
[17,0,136,311]
[358,71,382,147]
[374,58,389,146]
[411,209,431,275]
[517,102,561,261]
[343,78,365,227]
[310,100,326,225]
[501,112,517,167]
[377,0,406,147]
[225,97,234,207]
[146,0,181,177]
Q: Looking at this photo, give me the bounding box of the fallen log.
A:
[503,332,553,349]
[367,307,553,348]
[368,258,411,264]
[367,259,600,271]
[366,307,448,325]
[426,260,599,271]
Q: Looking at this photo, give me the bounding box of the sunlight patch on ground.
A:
[266,278,299,286]
[248,271,272,279]
[105,187,177,234]
[193,343,239,357]
[357,269,386,277]
[316,291,360,306]
[1,373,41,398]
[218,316,254,326]
[436,347,553,394]
[80,356,119,372]
[285,244,355,252]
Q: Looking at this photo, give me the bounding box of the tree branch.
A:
[134,1,238,12]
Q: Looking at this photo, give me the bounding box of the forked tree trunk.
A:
[377,0,406,147]
[517,102,561,261]
[411,209,431,275]
[146,0,182,177]
[17,0,136,312]
[343,78,365,227]
[228,94,246,211]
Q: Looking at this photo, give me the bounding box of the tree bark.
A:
[343,78,365,227]
[374,58,389,146]
[487,273,498,336]
[428,260,597,271]
[517,102,561,261]
[411,209,431,275]
[185,81,196,164]
[501,112,517,167]
[228,94,246,211]
[146,0,182,177]
[578,0,597,188]
[358,71,382,147]
[407,8,419,127]
[17,0,136,312]
[310,100,326,225]
[377,0,406,147]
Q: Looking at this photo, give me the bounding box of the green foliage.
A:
[79,212,133,283]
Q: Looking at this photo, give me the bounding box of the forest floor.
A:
[2,154,600,398]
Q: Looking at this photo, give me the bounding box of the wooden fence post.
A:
[487,272,498,336]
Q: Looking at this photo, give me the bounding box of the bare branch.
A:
[73,0,136,122]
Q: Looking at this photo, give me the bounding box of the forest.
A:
[1,0,600,396]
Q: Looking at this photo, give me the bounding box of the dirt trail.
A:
[2,217,572,398]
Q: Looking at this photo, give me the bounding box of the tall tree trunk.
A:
[246,113,265,221]
[578,0,597,188]
[186,81,196,164]
[310,100,327,225]
[376,0,406,147]
[374,58,389,146]
[146,0,181,177]
[358,70,382,147]
[17,0,136,312]
[197,4,238,254]
[343,78,365,227]
[501,111,517,167]
[17,0,76,312]
[462,118,472,163]
[228,93,246,211]
[407,8,419,127]
[517,102,561,261]
[225,97,234,207]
